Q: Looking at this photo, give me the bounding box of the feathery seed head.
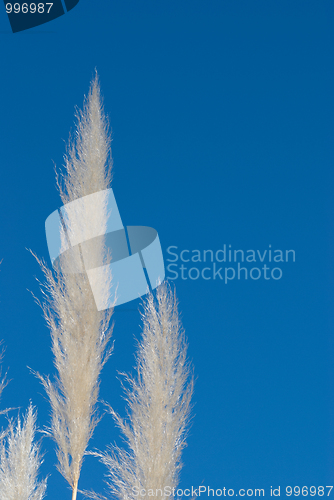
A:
[36,73,114,496]
[0,405,47,500]
[97,282,193,500]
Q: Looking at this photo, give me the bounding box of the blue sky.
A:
[0,0,334,498]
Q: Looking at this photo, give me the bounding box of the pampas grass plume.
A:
[35,73,114,500]
[96,283,193,500]
[0,405,47,500]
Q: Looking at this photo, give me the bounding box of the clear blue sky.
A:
[0,1,334,498]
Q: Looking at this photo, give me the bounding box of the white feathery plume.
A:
[0,353,6,411]
[35,73,114,500]
[0,405,47,500]
[96,282,193,500]
[57,72,112,204]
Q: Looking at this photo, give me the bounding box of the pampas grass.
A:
[56,72,112,204]
[32,74,194,500]
[35,73,114,500]
[95,283,193,500]
[0,405,47,500]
